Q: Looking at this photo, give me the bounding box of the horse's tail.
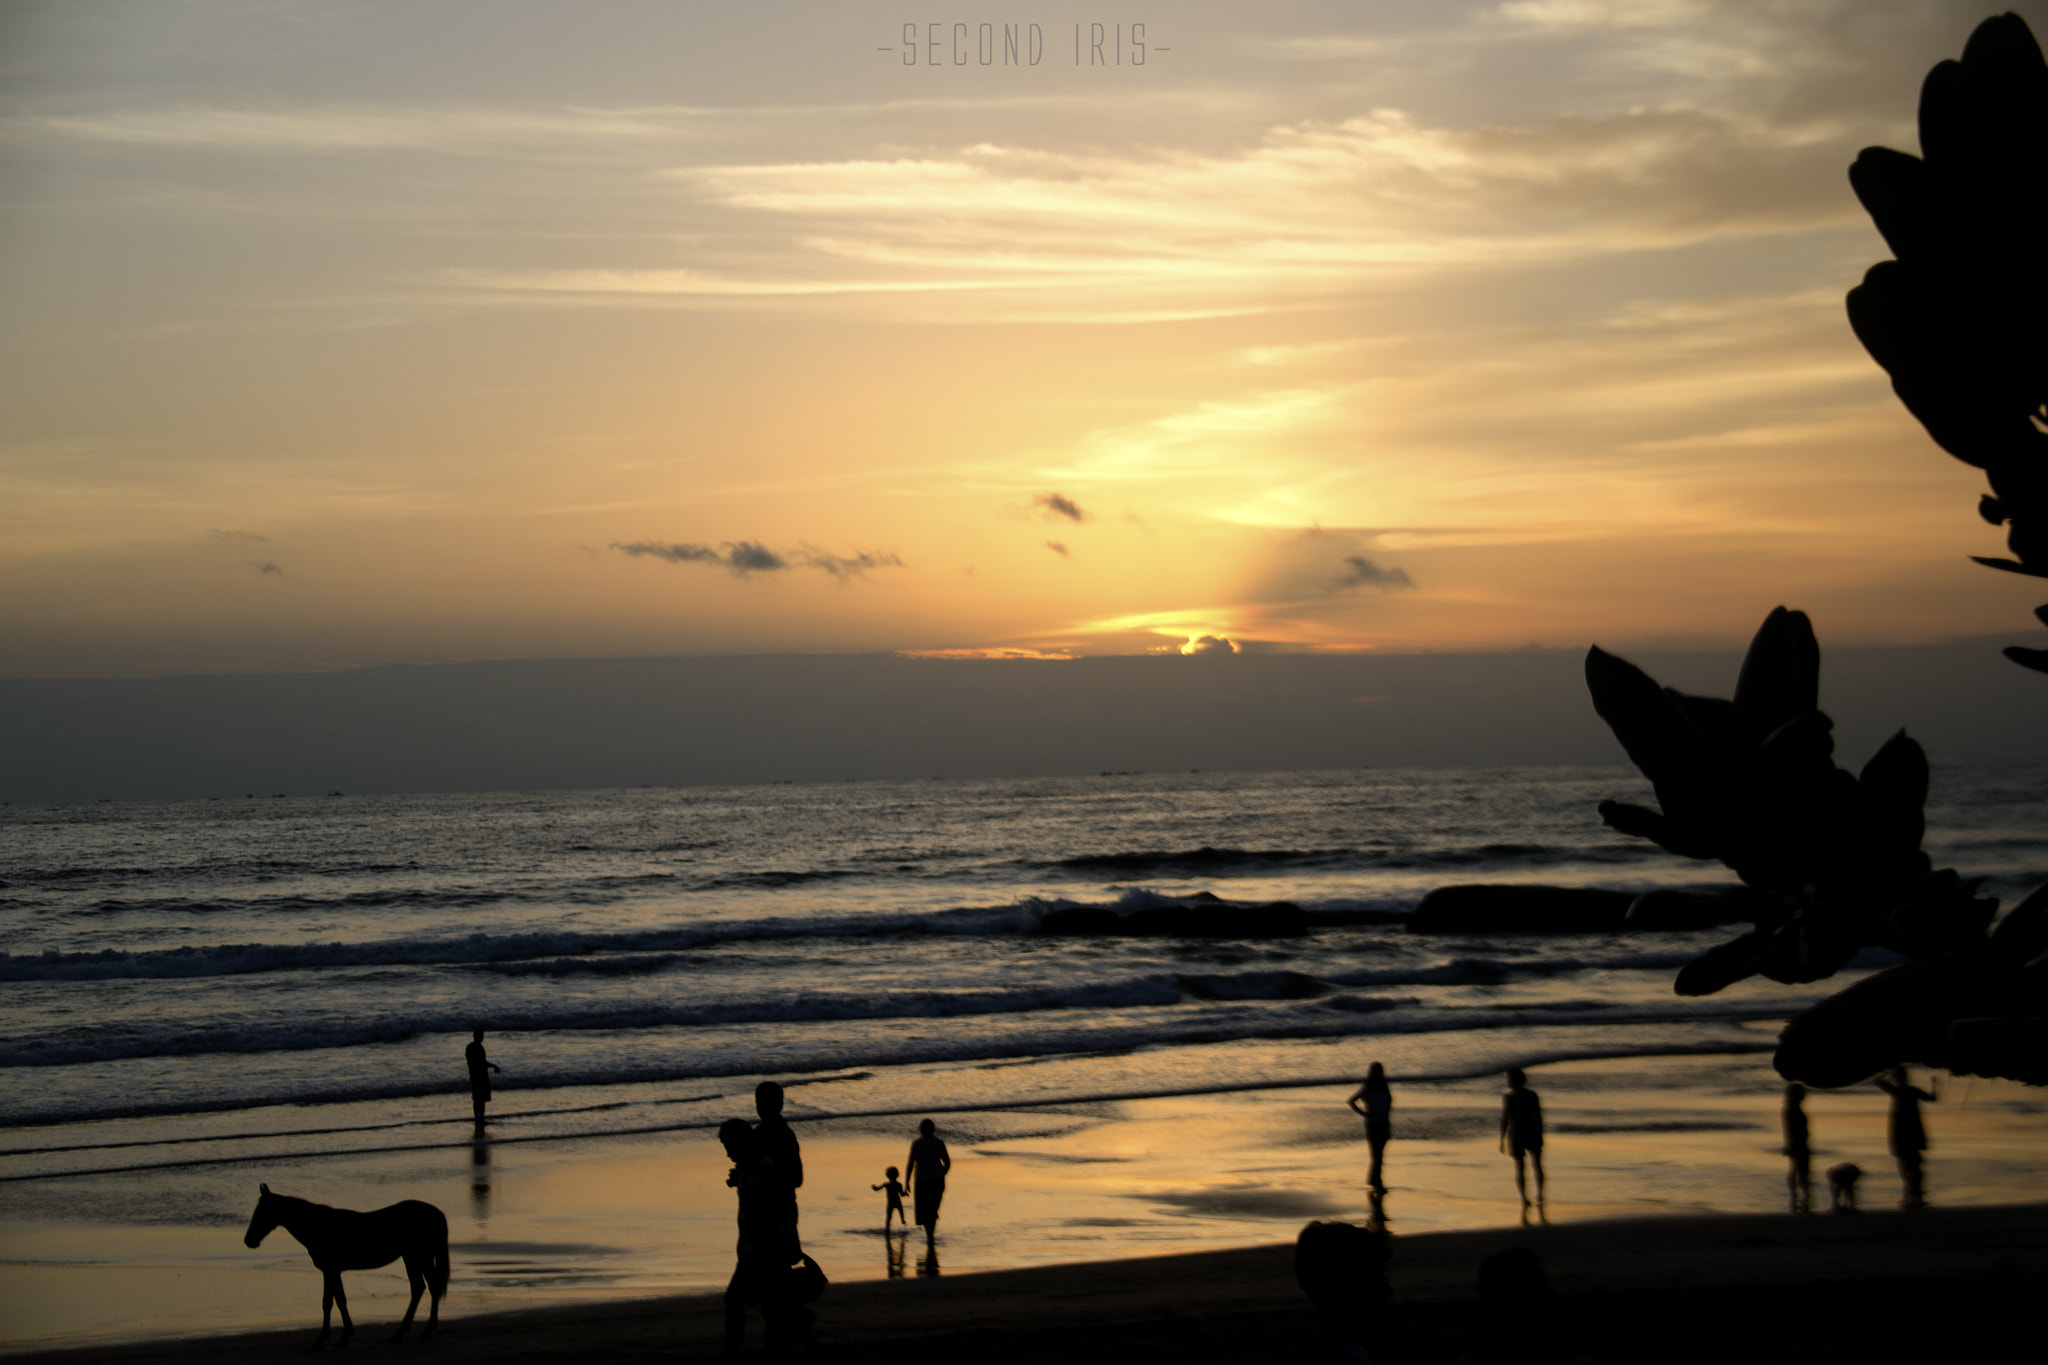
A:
[429,1208,451,1299]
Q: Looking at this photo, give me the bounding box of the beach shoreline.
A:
[6,1051,2046,1356]
[5,1203,2041,1363]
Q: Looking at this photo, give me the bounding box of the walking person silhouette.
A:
[1499,1068,1545,1210]
[1348,1062,1393,1192]
[905,1118,951,1251]
[1782,1082,1812,1213]
[464,1030,501,1133]
[1876,1065,1936,1206]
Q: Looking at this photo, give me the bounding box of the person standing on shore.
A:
[1347,1062,1393,1192]
[905,1118,951,1250]
[1499,1068,1545,1209]
[754,1082,804,1226]
[1876,1066,1936,1206]
[718,1118,811,1355]
[464,1030,501,1133]
[1781,1083,1812,1213]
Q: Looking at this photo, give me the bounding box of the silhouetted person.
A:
[718,1118,811,1356]
[1294,1219,1390,1361]
[1499,1068,1545,1209]
[1782,1082,1811,1213]
[872,1165,907,1232]
[905,1118,951,1250]
[754,1081,804,1226]
[1460,1246,1553,1365]
[1348,1062,1393,1192]
[1828,1161,1861,1212]
[1876,1065,1936,1205]
[465,1030,501,1132]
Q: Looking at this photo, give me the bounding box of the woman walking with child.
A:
[904,1118,951,1250]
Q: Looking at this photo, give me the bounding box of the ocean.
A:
[8,761,2046,1184]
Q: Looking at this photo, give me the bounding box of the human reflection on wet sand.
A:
[917,1244,941,1278]
[1518,1198,1550,1228]
[1365,1188,1387,1235]
[469,1139,490,1222]
[886,1233,906,1280]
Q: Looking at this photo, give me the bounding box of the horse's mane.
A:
[266,1191,336,1214]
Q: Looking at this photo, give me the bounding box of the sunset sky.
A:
[5,0,2044,677]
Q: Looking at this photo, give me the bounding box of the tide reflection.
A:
[470,1138,491,1223]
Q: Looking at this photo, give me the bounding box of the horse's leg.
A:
[422,1250,442,1341]
[314,1272,336,1351]
[393,1257,423,1341]
[332,1272,354,1348]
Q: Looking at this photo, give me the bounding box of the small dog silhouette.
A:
[1827,1162,1861,1212]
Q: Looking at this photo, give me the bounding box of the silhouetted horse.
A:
[243,1183,449,1348]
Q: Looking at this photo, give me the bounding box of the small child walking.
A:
[872,1165,907,1231]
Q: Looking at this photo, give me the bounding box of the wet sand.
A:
[4,1203,2043,1363]
[5,1049,2046,1353]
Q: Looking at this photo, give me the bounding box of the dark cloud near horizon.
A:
[257,562,284,577]
[1181,634,1240,656]
[611,540,786,574]
[800,547,905,580]
[611,539,902,580]
[1036,492,1086,523]
[1045,541,1070,557]
[210,528,269,544]
[1338,556,1415,592]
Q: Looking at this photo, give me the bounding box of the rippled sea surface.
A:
[6,762,2045,1171]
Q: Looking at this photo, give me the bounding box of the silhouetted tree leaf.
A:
[1990,880,2048,959]
[1674,929,1775,997]
[1847,146,1928,258]
[1584,647,1709,784]
[1857,730,1928,858]
[1732,607,1819,736]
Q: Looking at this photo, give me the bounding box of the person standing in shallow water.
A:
[904,1117,951,1250]
[1876,1065,1937,1205]
[1499,1067,1545,1208]
[1347,1061,1393,1192]
[1782,1082,1812,1213]
[464,1030,501,1132]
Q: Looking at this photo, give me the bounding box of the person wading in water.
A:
[465,1030,501,1134]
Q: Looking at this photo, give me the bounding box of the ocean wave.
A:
[2,888,1435,982]
[1325,951,1698,989]
[6,968,1388,1066]
[0,949,1768,1071]
[0,903,1028,982]
[0,1003,1793,1132]
[1032,842,1659,879]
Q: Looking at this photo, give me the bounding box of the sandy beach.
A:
[4,1203,2042,1364]
[5,1049,2045,1358]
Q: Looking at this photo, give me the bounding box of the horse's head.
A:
[244,1183,281,1248]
